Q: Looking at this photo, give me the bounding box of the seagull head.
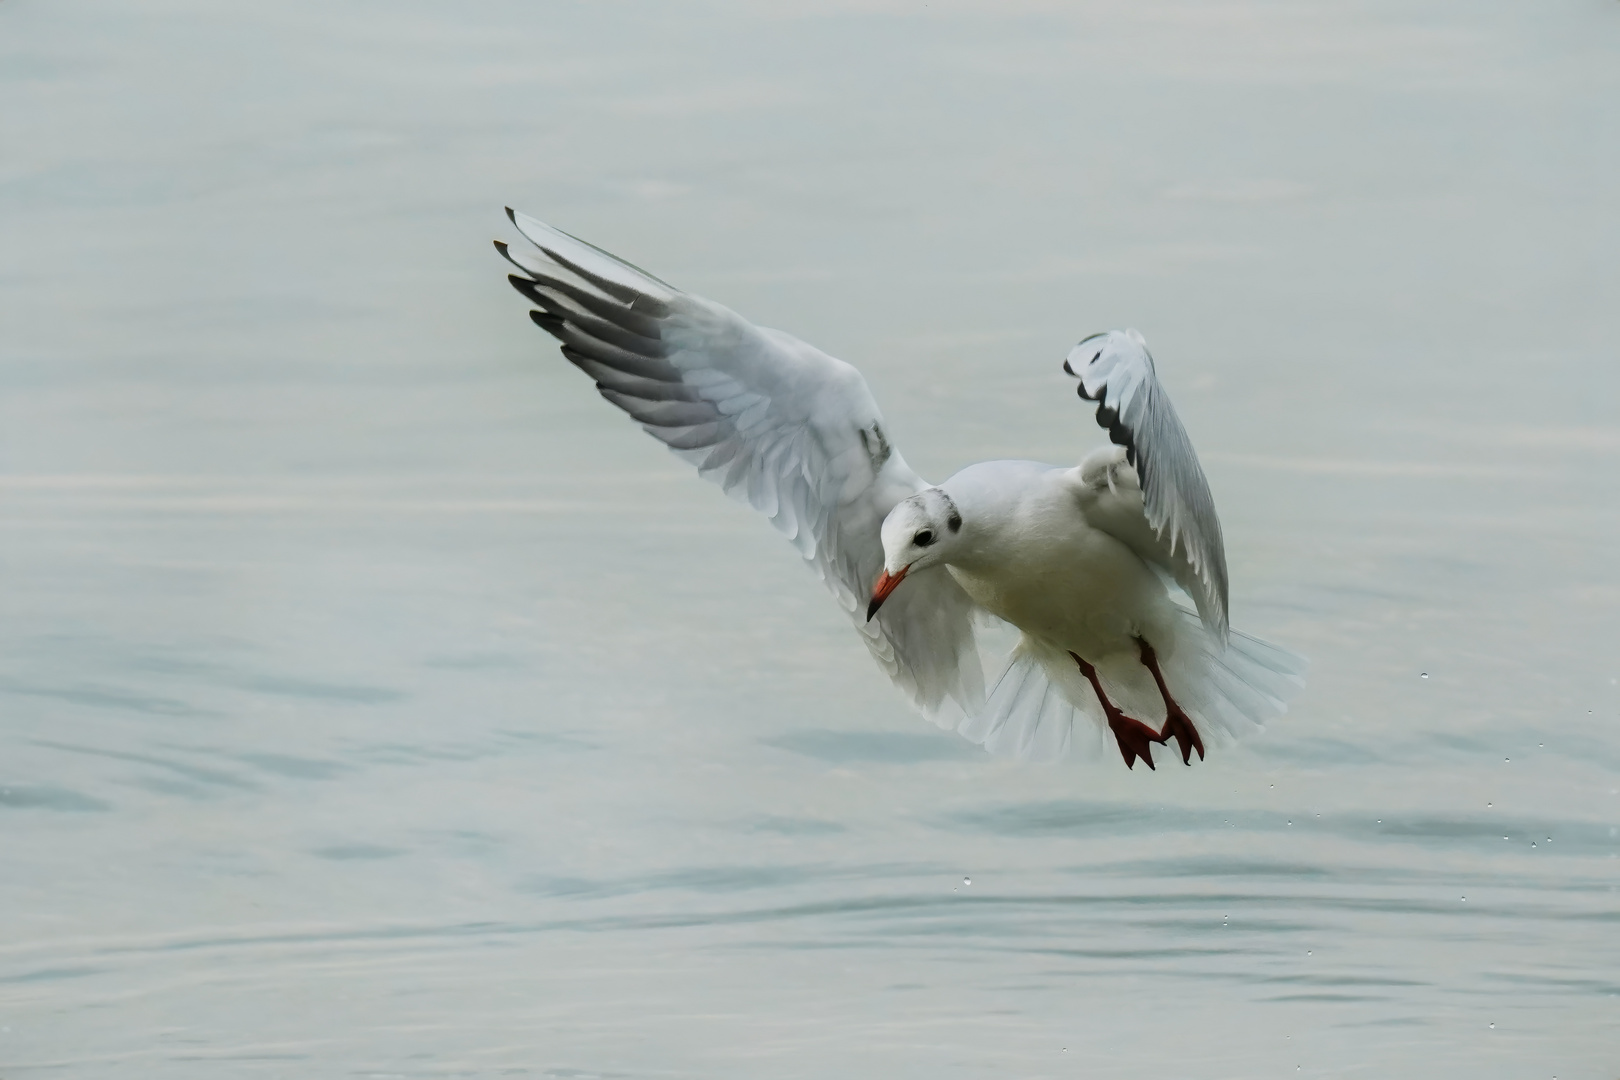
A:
[867,488,964,621]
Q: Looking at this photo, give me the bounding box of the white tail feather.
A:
[950,610,1306,762]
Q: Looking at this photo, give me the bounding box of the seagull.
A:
[495,210,1306,770]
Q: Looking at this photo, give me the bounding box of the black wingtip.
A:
[865,598,882,622]
[504,206,518,225]
[493,239,509,256]
[529,310,566,335]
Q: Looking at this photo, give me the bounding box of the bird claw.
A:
[1073,648,1197,773]
[1107,713,1166,771]
[1159,709,1205,765]
[1134,636,1206,767]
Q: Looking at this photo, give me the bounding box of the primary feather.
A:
[1065,329,1230,642]
[498,210,985,720]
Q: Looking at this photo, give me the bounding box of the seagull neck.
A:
[931,489,1003,575]
[935,461,1056,576]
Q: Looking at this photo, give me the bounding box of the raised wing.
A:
[1064,329,1229,641]
[497,209,984,717]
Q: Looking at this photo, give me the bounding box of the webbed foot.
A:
[1135,636,1206,766]
[1070,650,1169,771]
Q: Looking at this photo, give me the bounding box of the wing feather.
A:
[499,209,984,719]
[1064,329,1230,641]
[564,350,703,402]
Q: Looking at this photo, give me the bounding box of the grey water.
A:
[2,0,1617,1075]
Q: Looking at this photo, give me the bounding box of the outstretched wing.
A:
[1064,329,1229,641]
[497,209,984,717]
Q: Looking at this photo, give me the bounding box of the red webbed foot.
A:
[1070,651,1168,771]
[1107,712,1167,770]
[1135,636,1206,766]
[1158,708,1205,765]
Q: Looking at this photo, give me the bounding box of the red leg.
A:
[1070,652,1166,770]
[1135,637,1205,766]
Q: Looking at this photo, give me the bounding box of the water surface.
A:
[2,1,1617,1076]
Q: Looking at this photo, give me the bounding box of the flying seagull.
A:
[496,210,1305,769]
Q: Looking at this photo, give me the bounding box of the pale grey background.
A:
[1,0,1617,1076]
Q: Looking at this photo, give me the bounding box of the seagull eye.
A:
[914,530,935,547]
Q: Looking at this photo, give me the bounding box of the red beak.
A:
[866,566,908,621]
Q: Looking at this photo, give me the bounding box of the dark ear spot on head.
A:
[947,511,962,533]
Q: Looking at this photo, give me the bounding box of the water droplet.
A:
[1461,896,1467,902]
[1307,950,1312,955]
[963,876,971,886]
[1531,842,1537,848]
[1505,757,1510,762]
[1487,802,1493,807]
[1489,1023,1495,1029]
[1420,672,1429,679]
[1287,820,1292,826]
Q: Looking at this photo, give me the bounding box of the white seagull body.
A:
[497,210,1306,769]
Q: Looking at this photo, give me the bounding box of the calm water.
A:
[3,1,1618,1076]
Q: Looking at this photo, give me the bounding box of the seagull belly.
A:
[947,522,1175,663]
